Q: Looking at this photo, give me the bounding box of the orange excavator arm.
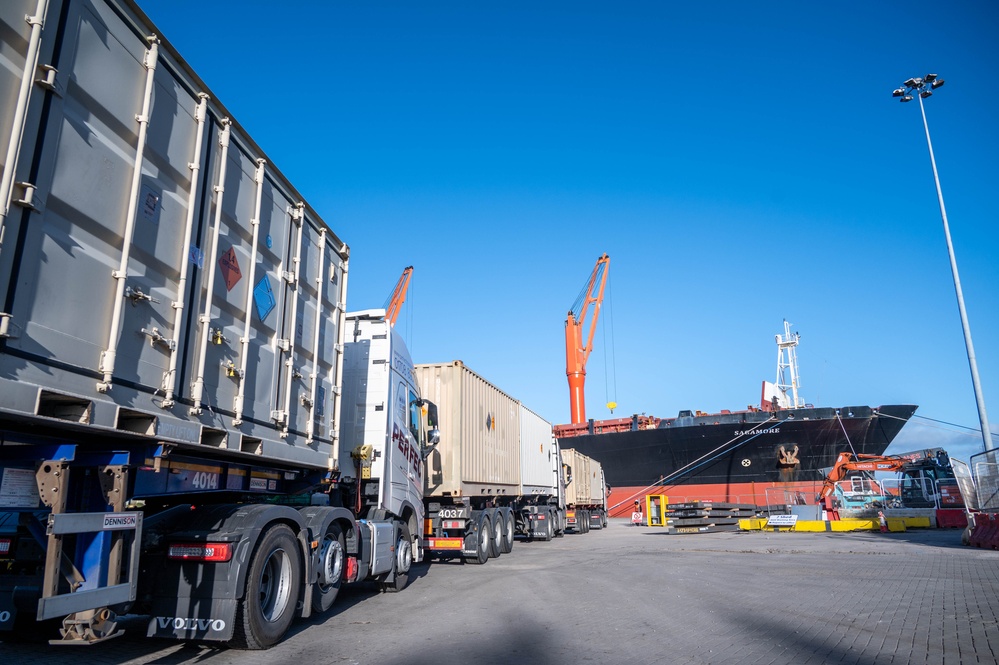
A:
[385,266,413,327]
[817,452,911,501]
[565,253,610,424]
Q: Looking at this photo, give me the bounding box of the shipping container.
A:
[563,448,592,505]
[519,403,556,496]
[415,361,521,497]
[0,0,348,467]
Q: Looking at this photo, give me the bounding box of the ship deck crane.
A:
[565,253,610,425]
[385,266,413,327]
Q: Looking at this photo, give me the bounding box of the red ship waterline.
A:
[556,322,917,518]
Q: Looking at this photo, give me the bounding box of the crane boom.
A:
[565,253,610,424]
[385,266,413,327]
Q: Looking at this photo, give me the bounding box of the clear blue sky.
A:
[140,1,998,463]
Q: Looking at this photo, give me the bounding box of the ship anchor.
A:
[777,444,800,468]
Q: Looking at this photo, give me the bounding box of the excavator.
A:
[817,448,961,518]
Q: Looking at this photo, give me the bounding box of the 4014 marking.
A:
[190,471,220,490]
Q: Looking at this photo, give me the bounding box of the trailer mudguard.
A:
[143,503,306,642]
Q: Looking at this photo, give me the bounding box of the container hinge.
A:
[125,285,159,305]
[0,312,20,339]
[282,270,296,284]
[300,394,314,408]
[271,409,287,424]
[12,181,38,209]
[140,326,174,349]
[276,338,290,352]
[35,64,62,96]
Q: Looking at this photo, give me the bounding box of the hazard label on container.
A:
[254,275,276,321]
[219,247,242,291]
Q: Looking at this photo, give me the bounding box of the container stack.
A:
[664,501,758,534]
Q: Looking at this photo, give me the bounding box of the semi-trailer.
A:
[414,361,568,563]
[561,448,609,533]
[0,0,438,648]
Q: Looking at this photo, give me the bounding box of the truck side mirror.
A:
[428,428,440,446]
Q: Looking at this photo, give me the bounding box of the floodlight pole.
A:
[899,76,994,452]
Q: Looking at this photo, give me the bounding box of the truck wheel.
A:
[466,515,491,565]
[380,522,413,593]
[489,510,503,558]
[312,522,345,613]
[232,524,302,649]
[500,509,515,554]
[539,511,553,542]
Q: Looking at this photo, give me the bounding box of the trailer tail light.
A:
[167,543,233,562]
[442,520,463,529]
[0,538,11,556]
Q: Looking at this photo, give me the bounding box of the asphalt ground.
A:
[3,519,998,664]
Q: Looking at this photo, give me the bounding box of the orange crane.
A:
[385,266,413,327]
[565,253,610,424]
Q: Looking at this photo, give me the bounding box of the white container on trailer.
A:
[519,403,556,496]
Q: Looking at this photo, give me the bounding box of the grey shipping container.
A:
[0,0,348,468]
[519,403,556,496]
[415,361,521,496]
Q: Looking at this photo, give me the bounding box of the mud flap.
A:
[146,596,237,642]
[0,594,17,631]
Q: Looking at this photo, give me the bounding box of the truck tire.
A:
[231,524,302,649]
[380,522,413,593]
[312,522,345,613]
[499,509,515,554]
[538,510,553,542]
[466,514,491,565]
[489,510,503,558]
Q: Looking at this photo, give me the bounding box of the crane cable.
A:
[602,270,617,413]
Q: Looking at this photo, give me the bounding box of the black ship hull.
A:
[558,404,917,516]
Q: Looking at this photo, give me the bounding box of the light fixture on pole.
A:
[893,74,994,452]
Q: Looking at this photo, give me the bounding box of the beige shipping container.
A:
[562,448,593,505]
[588,459,606,507]
[415,361,521,497]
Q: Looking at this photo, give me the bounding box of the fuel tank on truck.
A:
[415,361,521,498]
[0,0,348,468]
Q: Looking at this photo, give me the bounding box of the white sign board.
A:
[766,514,799,527]
[0,468,40,508]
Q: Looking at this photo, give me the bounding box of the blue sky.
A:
[140,1,998,463]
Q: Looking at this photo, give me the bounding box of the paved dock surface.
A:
[4,520,998,664]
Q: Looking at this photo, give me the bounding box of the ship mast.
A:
[775,320,802,409]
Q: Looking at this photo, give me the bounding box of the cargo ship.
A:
[555,323,917,517]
